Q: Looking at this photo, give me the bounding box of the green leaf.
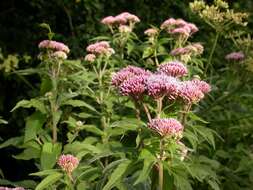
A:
[80,125,104,136]
[142,47,154,58]
[188,112,208,124]
[0,137,23,149]
[134,149,156,185]
[11,99,47,114]
[103,160,131,190]
[192,125,216,149]
[0,118,7,124]
[35,172,62,190]
[61,99,99,114]
[30,169,60,177]
[207,179,220,190]
[13,147,40,160]
[24,112,46,143]
[41,142,62,170]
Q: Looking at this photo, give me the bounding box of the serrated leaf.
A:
[41,142,62,170]
[30,169,60,177]
[35,172,62,190]
[103,160,131,190]
[81,125,104,136]
[24,112,46,143]
[13,147,40,160]
[0,137,23,149]
[61,99,99,114]
[11,99,47,114]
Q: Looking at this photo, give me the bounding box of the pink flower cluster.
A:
[161,18,198,37]
[145,74,179,99]
[225,51,245,61]
[86,41,115,61]
[171,43,204,56]
[57,154,79,174]
[144,28,159,37]
[112,66,150,87]
[112,65,211,103]
[178,79,211,103]
[157,61,188,78]
[148,118,183,137]
[112,66,151,99]
[38,40,70,54]
[101,12,140,26]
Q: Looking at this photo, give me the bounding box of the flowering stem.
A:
[156,97,163,119]
[158,138,164,190]
[204,32,220,76]
[180,103,191,126]
[143,103,152,122]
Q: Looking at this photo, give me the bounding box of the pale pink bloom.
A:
[52,51,67,59]
[119,25,132,33]
[86,41,114,56]
[178,81,204,103]
[144,28,159,36]
[119,75,147,99]
[175,19,188,27]
[111,66,150,87]
[58,154,79,174]
[158,61,188,78]
[148,118,183,137]
[85,54,96,62]
[177,141,188,161]
[161,18,177,29]
[225,51,245,61]
[145,74,179,99]
[170,27,190,37]
[171,47,190,56]
[101,16,116,25]
[38,40,70,54]
[117,12,140,23]
[187,23,199,34]
[191,78,211,94]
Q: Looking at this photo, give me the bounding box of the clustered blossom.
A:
[158,61,188,78]
[119,75,147,99]
[52,51,68,60]
[57,154,79,174]
[161,18,198,37]
[178,80,205,103]
[84,54,96,63]
[144,28,159,37]
[171,43,204,56]
[192,78,211,94]
[86,41,114,57]
[101,12,140,26]
[145,74,179,99]
[148,118,183,137]
[38,40,70,54]
[111,66,150,87]
[225,51,245,61]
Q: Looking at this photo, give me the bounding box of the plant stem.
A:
[158,138,164,190]
[204,32,220,76]
[143,103,152,122]
[156,97,163,119]
[180,103,191,126]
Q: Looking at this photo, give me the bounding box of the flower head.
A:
[0,187,25,190]
[115,12,140,24]
[119,25,132,33]
[111,66,150,87]
[101,16,116,25]
[225,51,245,61]
[161,18,198,37]
[52,51,67,60]
[38,40,70,54]
[192,77,211,94]
[119,75,147,99]
[84,54,96,63]
[178,81,204,103]
[57,154,79,174]
[86,41,114,56]
[144,28,159,36]
[148,118,183,137]
[145,74,179,99]
[158,61,188,78]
